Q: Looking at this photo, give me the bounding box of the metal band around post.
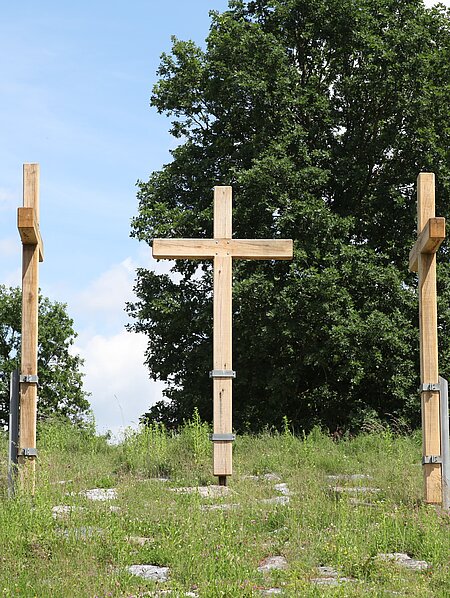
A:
[421,382,441,392]
[20,375,39,384]
[210,433,236,442]
[209,370,236,378]
[20,448,38,457]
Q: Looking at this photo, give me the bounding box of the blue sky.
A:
[0,0,228,437]
[0,0,447,437]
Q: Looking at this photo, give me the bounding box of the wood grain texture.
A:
[151,185,293,479]
[153,238,293,261]
[230,239,293,259]
[23,163,39,214]
[409,217,445,272]
[417,173,435,232]
[416,173,442,504]
[18,164,41,493]
[214,186,232,239]
[17,207,44,261]
[152,238,218,259]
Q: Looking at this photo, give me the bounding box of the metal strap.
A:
[209,370,236,379]
[422,455,442,465]
[20,375,39,384]
[20,448,38,457]
[210,433,236,442]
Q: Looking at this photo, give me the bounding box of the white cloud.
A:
[51,254,183,437]
[73,329,164,437]
[78,257,136,315]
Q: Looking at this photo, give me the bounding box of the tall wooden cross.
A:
[153,186,293,484]
[17,163,44,493]
[409,173,446,504]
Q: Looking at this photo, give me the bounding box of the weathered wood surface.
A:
[152,185,293,479]
[410,173,443,504]
[18,163,42,493]
[153,238,292,260]
[409,217,445,272]
[213,187,233,476]
[17,207,44,261]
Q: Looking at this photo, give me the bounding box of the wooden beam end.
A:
[18,207,44,260]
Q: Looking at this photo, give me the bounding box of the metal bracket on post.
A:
[210,433,236,442]
[419,377,450,509]
[19,375,38,384]
[421,382,441,392]
[209,370,236,379]
[20,448,38,458]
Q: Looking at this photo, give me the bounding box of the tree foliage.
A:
[0,285,91,428]
[129,0,450,433]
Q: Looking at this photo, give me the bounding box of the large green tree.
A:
[129,0,450,433]
[0,285,91,427]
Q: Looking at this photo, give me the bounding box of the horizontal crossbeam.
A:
[409,217,445,272]
[17,207,44,262]
[153,238,293,260]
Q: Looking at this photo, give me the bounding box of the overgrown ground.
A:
[0,415,449,597]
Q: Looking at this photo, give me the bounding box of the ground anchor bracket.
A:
[20,375,39,384]
[421,383,441,392]
[210,433,236,442]
[20,448,38,457]
[422,455,442,465]
[209,370,236,378]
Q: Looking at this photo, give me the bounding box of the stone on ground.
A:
[274,483,290,496]
[200,503,240,511]
[170,485,231,498]
[80,488,118,501]
[258,556,288,572]
[127,564,170,582]
[261,496,290,506]
[377,553,431,570]
[56,526,104,539]
[310,566,355,586]
[51,505,85,520]
[330,485,381,494]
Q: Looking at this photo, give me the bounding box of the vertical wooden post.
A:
[18,163,42,493]
[152,186,293,482]
[417,173,442,503]
[213,187,233,483]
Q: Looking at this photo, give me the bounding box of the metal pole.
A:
[439,376,450,510]
[8,369,19,498]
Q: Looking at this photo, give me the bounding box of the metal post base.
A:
[218,475,227,486]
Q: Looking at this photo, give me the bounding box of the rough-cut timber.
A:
[409,217,445,272]
[18,207,44,261]
[152,186,293,481]
[409,173,444,504]
[17,163,43,494]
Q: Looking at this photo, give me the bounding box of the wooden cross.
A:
[409,173,446,504]
[17,163,44,493]
[153,186,293,483]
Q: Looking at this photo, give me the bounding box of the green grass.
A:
[0,417,449,597]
